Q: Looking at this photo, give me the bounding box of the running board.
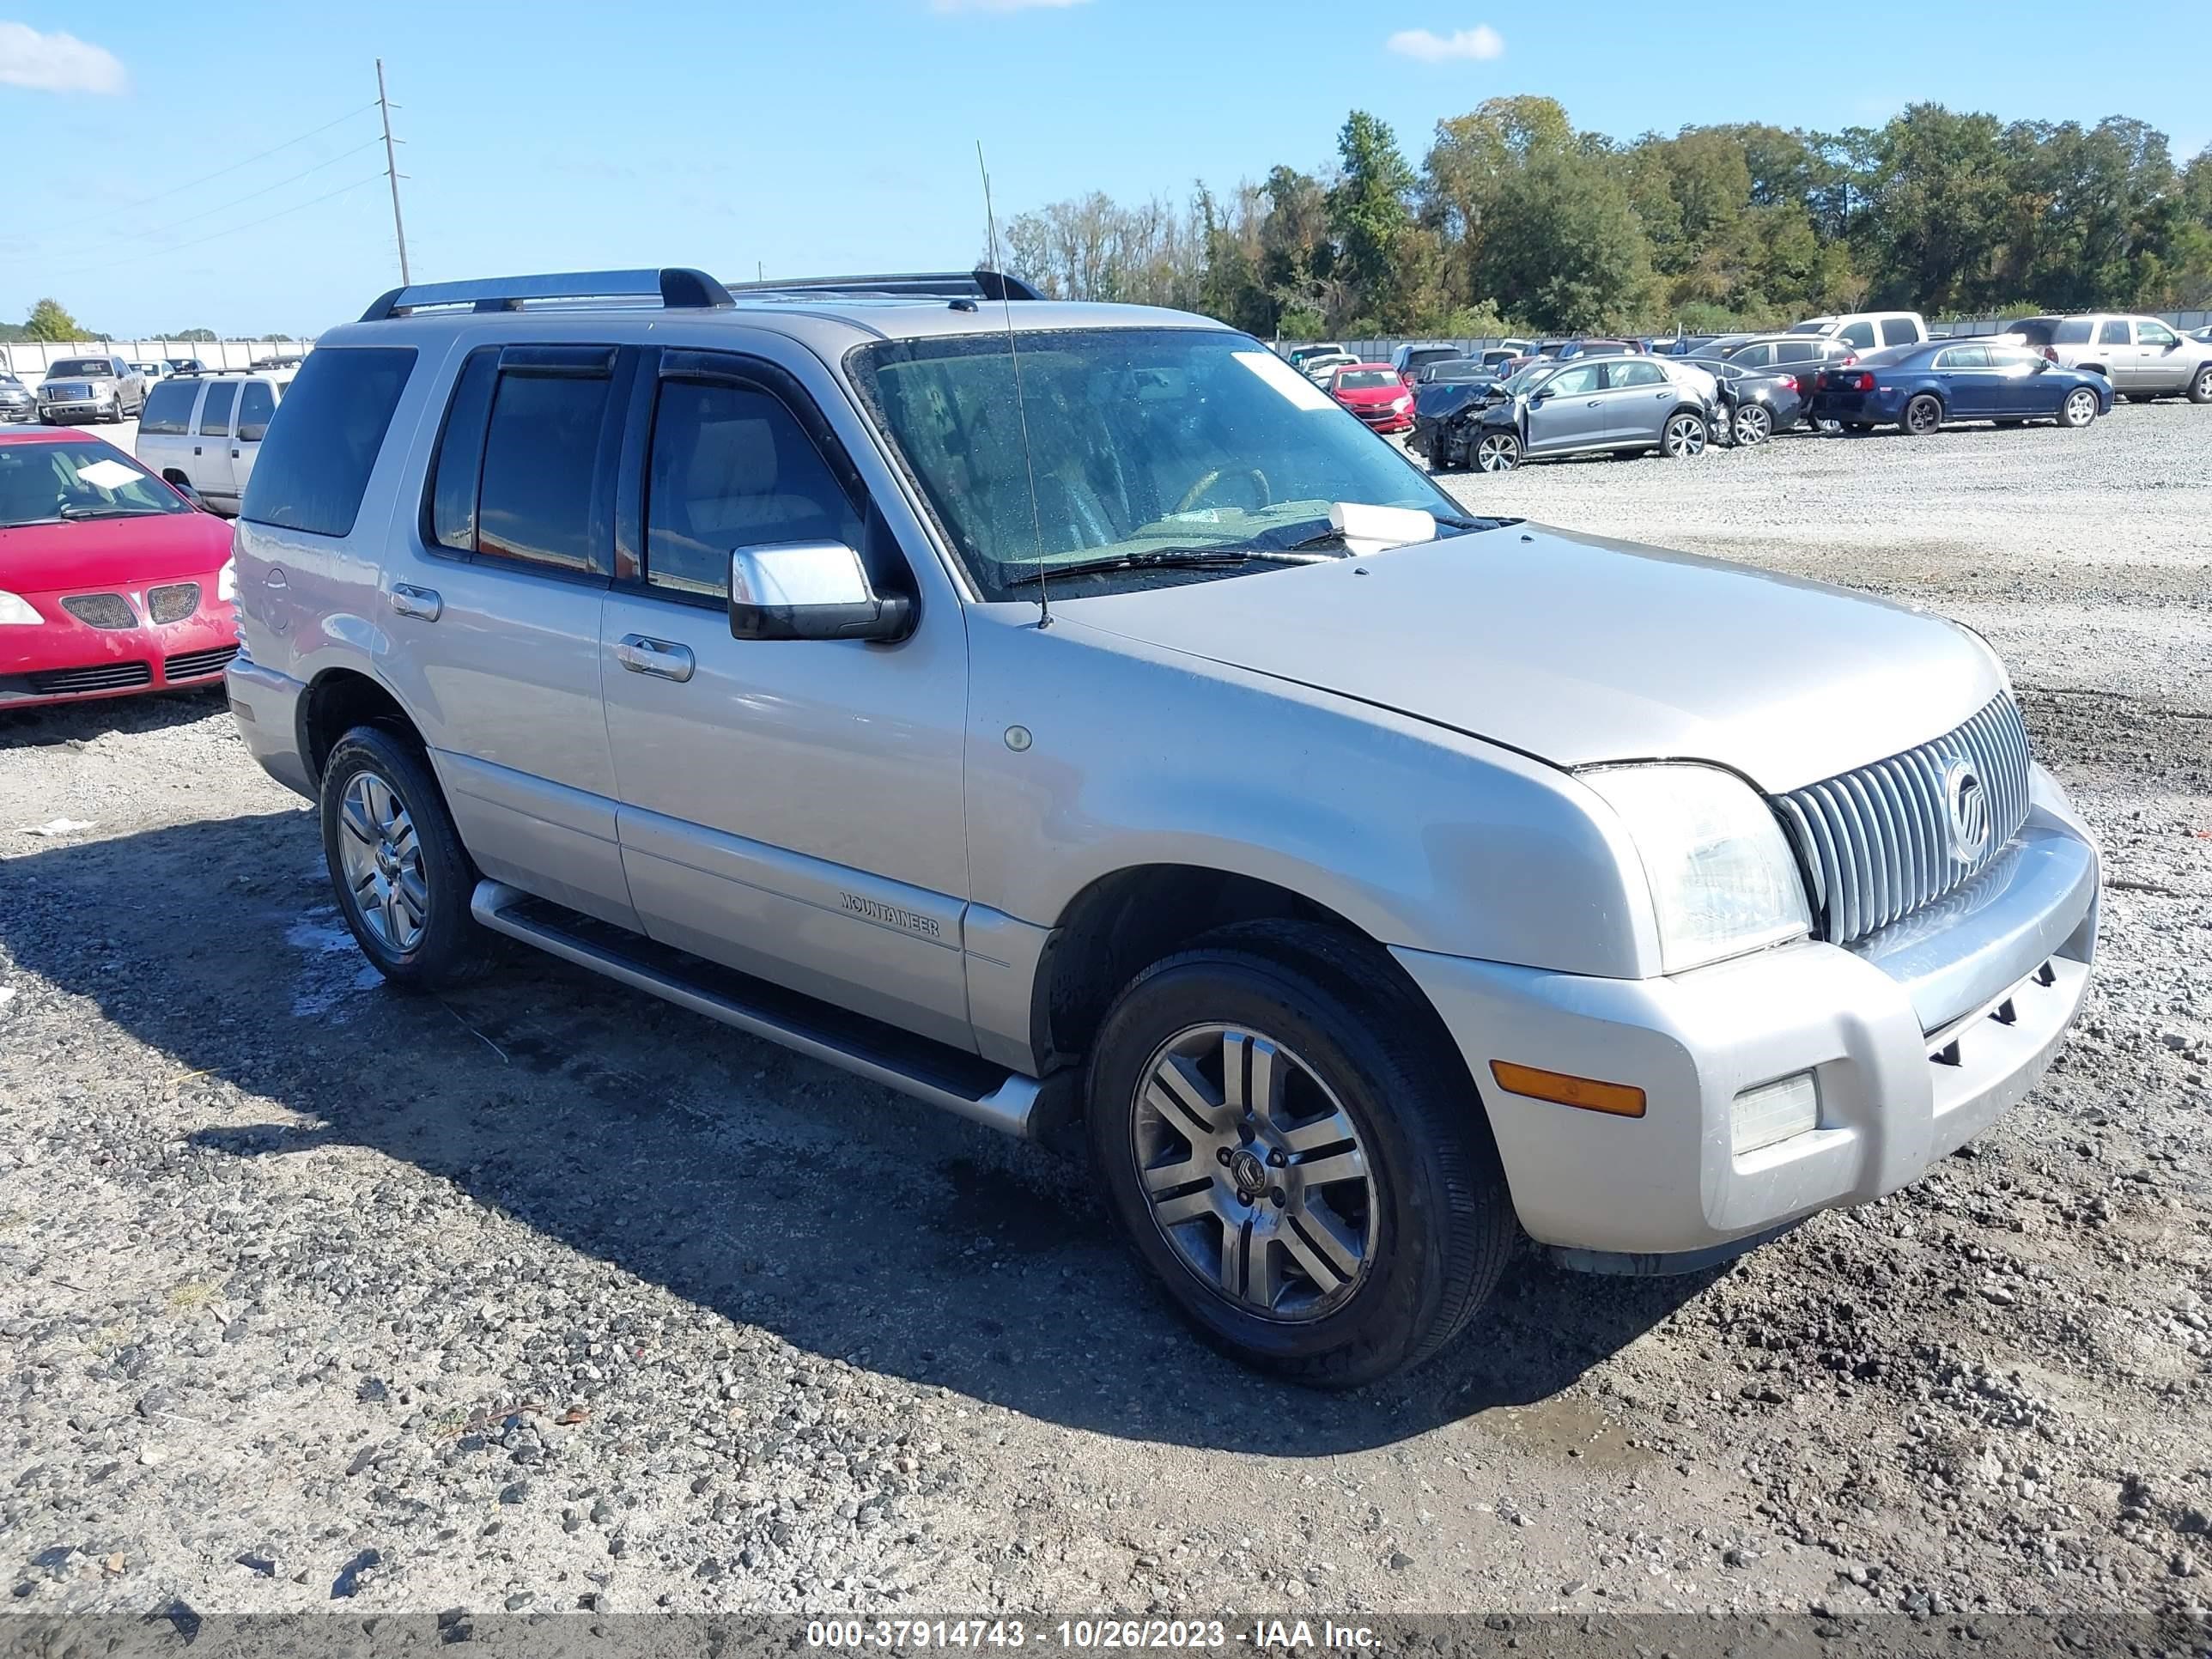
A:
[470,879,1054,1140]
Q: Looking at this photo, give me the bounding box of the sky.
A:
[4,0,2208,340]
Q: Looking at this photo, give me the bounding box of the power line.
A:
[109,101,380,213]
[40,176,387,278]
[132,138,384,243]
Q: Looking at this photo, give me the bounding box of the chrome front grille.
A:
[60,592,136,629]
[1775,695,2033,946]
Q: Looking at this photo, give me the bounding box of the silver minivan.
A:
[224,266,2099,1387]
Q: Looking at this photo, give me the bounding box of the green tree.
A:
[1472,148,1654,332]
[1328,112,1418,325]
[24,298,85,342]
[1856,104,2012,311]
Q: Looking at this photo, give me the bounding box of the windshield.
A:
[848,327,1477,600]
[0,440,187,527]
[1334,369,1396,391]
[47,359,116,380]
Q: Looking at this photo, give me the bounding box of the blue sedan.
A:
[1808,339,2112,435]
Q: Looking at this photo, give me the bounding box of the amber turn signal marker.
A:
[1489,1060,1647,1118]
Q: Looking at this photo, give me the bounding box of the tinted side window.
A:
[2053,319,2093,343]
[1607,360,1665,387]
[1880,318,1921,346]
[138,380,198,436]
[644,380,862,600]
[2008,319,2056,345]
[428,349,500,554]
[1936,346,1989,369]
[1838,321,1877,348]
[1773,342,1821,364]
[476,372,615,571]
[241,347,416,538]
[2097,320,2130,345]
[2138,321,2176,346]
[1732,344,1773,366]
[236,381,277,442]
[196,382,238,435]
[1542,364,1603,397]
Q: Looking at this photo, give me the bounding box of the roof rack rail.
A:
[726,269,1043,303]
[357,267,734,324]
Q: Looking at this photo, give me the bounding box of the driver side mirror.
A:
[170,477,208,509]
[728,542,913,643]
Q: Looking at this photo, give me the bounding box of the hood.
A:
[1058,524,2002,794]
[1,510,233,592]
[1414,380,1495,421]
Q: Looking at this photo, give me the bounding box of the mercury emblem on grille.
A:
[1944,758,1992,861]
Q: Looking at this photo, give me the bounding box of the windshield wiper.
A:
[58,504,161,520]
[1003,547,1322,586]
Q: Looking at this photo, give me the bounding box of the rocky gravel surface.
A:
[2,404,2208,1627]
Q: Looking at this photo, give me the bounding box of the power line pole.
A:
[376,58,410,285]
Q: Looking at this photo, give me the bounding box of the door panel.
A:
[1597,361,1675,443]
[600,353,973,1048]
[379,340,637,931]
[192,380,239,501]
[2134,321,2183,389]
[1524,364,1607,453]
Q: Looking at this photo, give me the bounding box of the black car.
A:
[1702,359,1806,446]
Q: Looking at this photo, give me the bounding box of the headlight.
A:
[0,590,44,625]
[1580,763,1811,974]
[216,558,239,601]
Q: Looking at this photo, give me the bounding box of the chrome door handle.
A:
[615,634,696,683]
[389,583,442,622]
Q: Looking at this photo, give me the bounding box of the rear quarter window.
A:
[137,380,198,436]
[2052,319,2092,343]
[240,347,416,538]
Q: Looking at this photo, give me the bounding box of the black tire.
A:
[1731,403,1771,447]
[2124,392,2156,404]
[2191,364,2212,404]
[319,725,495,989]
[1085,920,1516,1389]
[1658,409,1708,458]
[1426,433,1454,472]
[2058,386,2100,429]
[1844,421,1874,433]
[1473,430,1519,472]
[1900,393,1942,436]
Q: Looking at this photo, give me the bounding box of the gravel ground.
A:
[2,404,2208,1625]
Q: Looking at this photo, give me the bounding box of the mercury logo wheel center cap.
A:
[1944,758,1991,860]
[1227,1148,1267,1201]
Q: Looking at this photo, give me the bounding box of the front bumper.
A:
[1346,407,1414,434]
[38,399,118,422]
[0,586,238,708]
[1395,772,2099,1260]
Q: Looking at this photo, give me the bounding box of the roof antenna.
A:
[977,141,1051,629]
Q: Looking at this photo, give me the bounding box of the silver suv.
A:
[225,266,2100,1386]
[2004,314,2212,402]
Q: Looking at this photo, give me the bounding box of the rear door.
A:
[191,380,240,503]
[2094,319,2136,387]
[1522,362,1607,453]
[1932,345,1994,416]
[379,340,639,931]
[132,378,203,483]
[598,346,974,1048]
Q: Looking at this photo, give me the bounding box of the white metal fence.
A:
[1,339,310,377]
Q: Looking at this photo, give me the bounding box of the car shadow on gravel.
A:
[0,687,227,747]
[3,811,1715,1455]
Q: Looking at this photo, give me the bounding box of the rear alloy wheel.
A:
[2191,365,2212,404]
[1660,411,1708,458]
[1474,431,1520,472]
[1902,394,1943,436]
[1087,921,1516,1389]
[1731,404,1771,447]
[2060,387,2099,428]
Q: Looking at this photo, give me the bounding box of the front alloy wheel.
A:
[2190,364,2212,404]
[1474,431,1520,472]
[2060,388,2099,428]
[1661,411,1708,458]
[1135,1024,1376,1320]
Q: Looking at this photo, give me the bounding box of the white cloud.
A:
[1385,24,1504,63]
[0,21,127,93]
[930,0,1089,12]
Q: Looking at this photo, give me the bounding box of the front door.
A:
[191,380,239,504]
[1523,362,1608,453]
[2134,319,2183,391]
[599,349,974,1051]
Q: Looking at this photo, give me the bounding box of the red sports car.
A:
[1328,363,1416,434]
[1,428,238,710]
